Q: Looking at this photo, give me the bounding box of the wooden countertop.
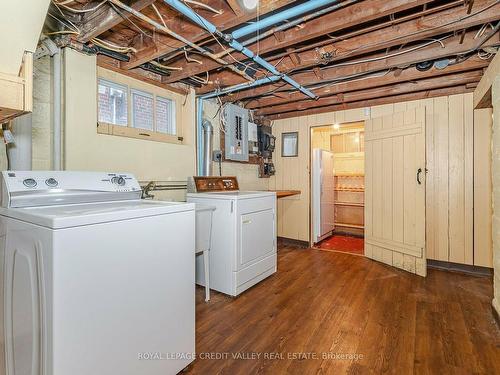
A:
[269,190,301,198]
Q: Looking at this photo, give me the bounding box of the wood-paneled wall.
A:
[271,93,493,267]
[474,108,493,267]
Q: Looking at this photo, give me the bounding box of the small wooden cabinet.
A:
[0,52,33,123]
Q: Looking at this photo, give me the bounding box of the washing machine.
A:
[187,176,276,296]
[0,171,195,375]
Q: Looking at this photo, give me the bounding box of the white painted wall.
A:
[0,0,50,75]
[63,49,197,201]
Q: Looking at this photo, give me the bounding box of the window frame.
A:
[155,95,176,136]
[96,69,182,144]
[97,78,129,127]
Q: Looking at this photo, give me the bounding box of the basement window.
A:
[98,79,128,126]
[156,97,176,135]
[131,89,154,131]
[97,70,181,144]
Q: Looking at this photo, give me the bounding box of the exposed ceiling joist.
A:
[162,0,439,83]
[120,0,294,69]
[256,70,483,116]
[267,85,473,120]
[198,29,500,96]
[242,57,489,108]
[78,0,157,42]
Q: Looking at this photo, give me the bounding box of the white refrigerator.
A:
[312,149,335,243]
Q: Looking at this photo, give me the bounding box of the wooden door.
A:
[364,108,426,276]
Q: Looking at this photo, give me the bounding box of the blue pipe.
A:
[163,0,318,99]
[201,75,280,100]
[232,0,338,40]
[228,39,315,98]
[169,0,335,174]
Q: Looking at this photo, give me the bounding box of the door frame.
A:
[308,121,366,249]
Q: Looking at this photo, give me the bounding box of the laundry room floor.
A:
[187,244,500,374]
[315,234,364,255]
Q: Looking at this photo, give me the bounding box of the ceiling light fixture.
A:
[333,123,340,130]
[241,0,258,10]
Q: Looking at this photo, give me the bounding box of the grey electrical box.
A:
[224,103,249,161]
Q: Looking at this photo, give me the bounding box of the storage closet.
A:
[311,122,365,253]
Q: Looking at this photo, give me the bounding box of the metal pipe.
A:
[201,75,280,99]
[202,119,213,176]
[196,75,282,174]
[42,38,62,170]
[214,0,358,59]
[163,0,317,99]
[229,39,316,98]
[232,0,339,40]
[196,97,204,175]
[107,0,253,82]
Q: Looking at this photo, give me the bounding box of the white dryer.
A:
[187,176,276,296]
[0,171,195,375]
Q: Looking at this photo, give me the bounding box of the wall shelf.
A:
[335,222,364,229]
[335,201,364,207]
[334,174,364,236]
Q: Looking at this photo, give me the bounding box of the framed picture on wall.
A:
[282,132,299,157]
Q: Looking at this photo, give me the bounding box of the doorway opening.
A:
[310,121,365,256]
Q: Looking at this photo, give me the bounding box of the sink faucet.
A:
[142,181,156,199]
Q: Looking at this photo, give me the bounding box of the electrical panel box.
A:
[248,121,259,154]
[224,104,249,161]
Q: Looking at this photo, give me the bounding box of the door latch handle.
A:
[416,168,422,185]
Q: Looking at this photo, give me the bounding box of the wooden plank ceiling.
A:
[46,0,500,119]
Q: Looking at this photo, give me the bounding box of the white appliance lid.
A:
[187,191,276,200]
[0,200,195,229]
[1,171,142,208]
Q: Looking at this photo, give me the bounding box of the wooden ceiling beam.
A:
[225,0,243,16]
[243,57,489,108]
[198,29,500,96]
[162,0,438,83]
[120,0,294,69]
[266,85,473,120]
[197,1,500,92]
[256,70,483,116]
[259,0,500,75]
[77,0,157,42]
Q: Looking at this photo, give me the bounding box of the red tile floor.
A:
[315,234,364,255]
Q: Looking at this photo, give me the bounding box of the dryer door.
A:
[239,208,275,268]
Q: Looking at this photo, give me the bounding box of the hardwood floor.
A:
[188,245,500,374]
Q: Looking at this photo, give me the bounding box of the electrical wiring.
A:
[46,30,79,36]
[47,12,80,34]
[475,22,495,39]
[107,0,254,81]
[180,1,265,76]
[184,49,202,64]
[52,0,107,13]
[91,37,137,53]
[151,4,167,28]
[183,0,222,15]
[304,36,451,72]
[191,72,210,84]
[150,60,183,70]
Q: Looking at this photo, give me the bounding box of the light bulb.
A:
[333,123,340,130]
[242,0,258,9]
